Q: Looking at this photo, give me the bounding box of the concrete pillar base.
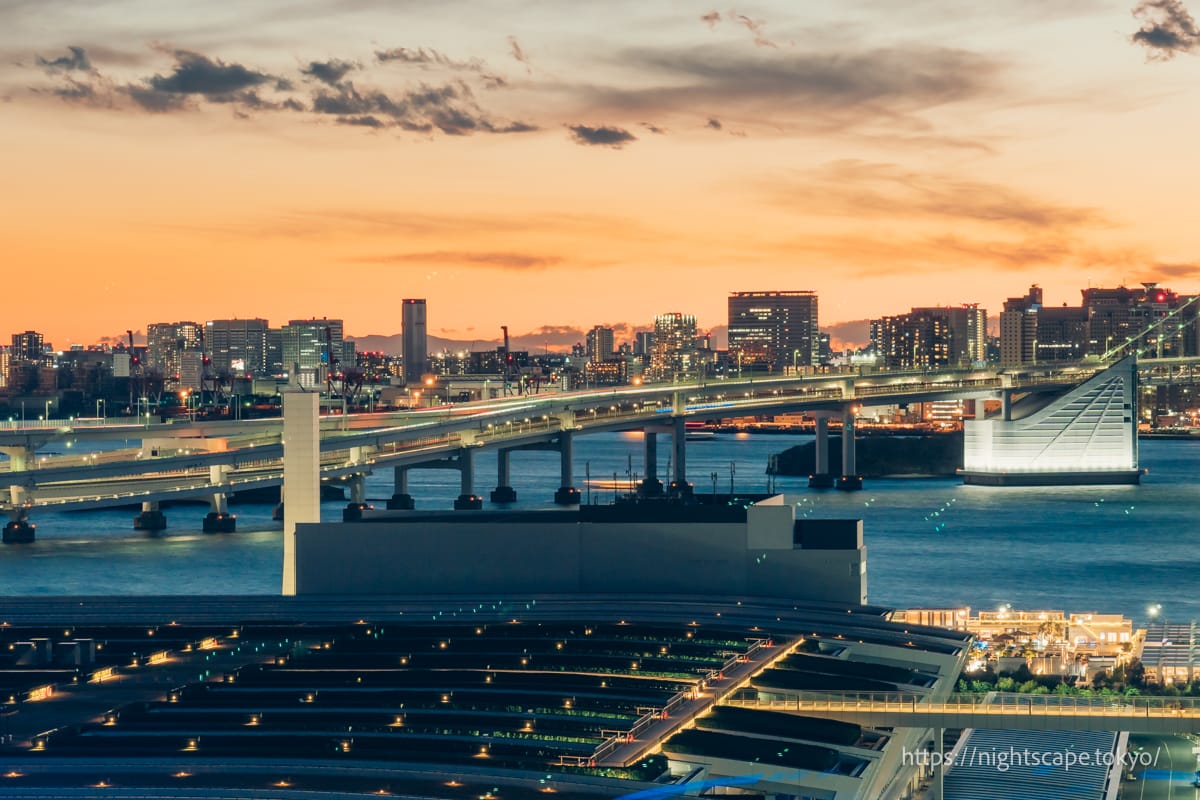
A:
[2,521,35,544]
[490,486,518,503]
[553,486,582,505]
[836,475,864,491]
[341,502,373,522]
[454,494,484,510]
[637,478,665,497]
[202,512,237,533]
[272,503,285,521]
[133,510,167,531]
[808,473,836,489]
[668,480,694,498]
[386,493,415,510]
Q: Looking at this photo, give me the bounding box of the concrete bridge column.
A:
[386,466,415,510]
[638,431,664,497]
[837,406,862,491]
[1001,389,1012,421]
[3,498,35,544]
[809,415,835,489]
[342,473,373,521]
[454,448,483,510]
[272,484,285,521]
[134,500,167,532]
[0,446,35,472]
[554,431,581,505]
[669,416,693,498]
[282,390,321,596]
[204,464,236,532]
[490,448,517,503]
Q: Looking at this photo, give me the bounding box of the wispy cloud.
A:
[346,250,564,270]
[764,160,1105,229]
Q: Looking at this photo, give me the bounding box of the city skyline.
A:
[5,1,1200,345]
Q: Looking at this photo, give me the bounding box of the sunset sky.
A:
[4,0,1200,349]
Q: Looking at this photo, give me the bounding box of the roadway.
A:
[0,358,1145,516]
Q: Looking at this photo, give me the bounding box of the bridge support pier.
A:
[808,415,835,489]
[134,500,167,532]
[637,431,664,497]
[1000,389,1012,421]
[490,448,518,504]
[454,448,483,510]
[668,417,693,498]
[836,407,862,491]
[3,503,35,544]
[553,431,581,505]
[342,474,373,521]
[203,493,236,533]
[0,446,35,473]
[386,467,415,510]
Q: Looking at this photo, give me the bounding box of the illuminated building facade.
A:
[206,318,269,376]
[963,356,1139,484]
[727,290,818,372]
[648,312,699,381]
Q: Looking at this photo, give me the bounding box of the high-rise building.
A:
[0,346,9,389]
[10,330,46,364]
[634,331,655,357]
[146,322,203,387]
[878,311,952,369]
[585,326,614,363]
[206,319,269,376]
[281,319,345,380]
[727,291,819,373]
[910,305,988,365]
[266,328,283,375]
[999,286,1042,366]
[1035,305,1089,362]
[648,313,699,381]
[402,299,428,386]
[1082,284,1197,359]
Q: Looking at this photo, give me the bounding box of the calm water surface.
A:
[1,434,1196,624]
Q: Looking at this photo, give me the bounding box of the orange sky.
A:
[3,0,1200,348]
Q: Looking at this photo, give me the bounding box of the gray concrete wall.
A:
[295,515,866,603]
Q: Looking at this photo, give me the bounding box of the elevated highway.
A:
[0,357,1183,538]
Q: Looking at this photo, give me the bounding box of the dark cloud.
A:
[144,49,275,95]
[567,124,636,148]
[640,122,666,134]
[706,117,722,130]
[348,250,563,269]
[1131,0,1200,59]
[123,82,190,112]
[701,11,722,28]
[337,114,386,128]
[36,45,91,72]
[47,77,97,101]
[311,79,532,134]
[301,58,358,85]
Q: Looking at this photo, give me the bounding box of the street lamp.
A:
[95,398,105,421]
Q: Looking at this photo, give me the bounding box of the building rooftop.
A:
[0,595,967,799]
